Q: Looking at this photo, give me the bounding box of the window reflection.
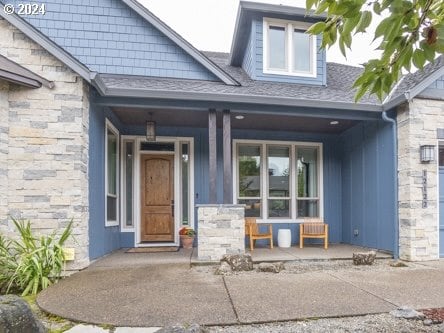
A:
[268,146,290,218]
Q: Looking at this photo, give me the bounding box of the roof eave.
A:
[406,64,444,101]
[98,83,383,112]
[0,55,55,88]
[239,1,327,18]
[122,0,239,86]
[382,93,407,111]
[384,56,444,109]
[0,70,41,88]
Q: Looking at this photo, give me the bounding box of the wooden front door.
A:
[140,154,174,242]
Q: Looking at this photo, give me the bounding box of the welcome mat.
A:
[125,247,179,253]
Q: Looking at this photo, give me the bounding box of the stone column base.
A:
[197,204,245,261]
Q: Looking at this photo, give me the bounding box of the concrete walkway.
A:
[37,251,444,327]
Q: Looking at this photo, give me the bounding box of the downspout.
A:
[381,110,399,259]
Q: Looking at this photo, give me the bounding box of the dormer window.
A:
[263,18,317,77]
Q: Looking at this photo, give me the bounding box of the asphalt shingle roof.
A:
[101,52,381,106]
[389,55,444,100]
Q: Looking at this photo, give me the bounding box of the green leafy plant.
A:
[0,218,73,296]
[306,0,444,101]
[0,234,14,289]
[179,227,196,236]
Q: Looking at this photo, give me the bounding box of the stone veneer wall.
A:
[197,205,245,261]
[0,17,90,269]
[397,99,442,261]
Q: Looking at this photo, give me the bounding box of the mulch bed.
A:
[422,308,444,323]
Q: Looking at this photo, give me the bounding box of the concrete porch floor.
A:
[191,244,392,265]
[88,244,392,269]
[243,244,393,262]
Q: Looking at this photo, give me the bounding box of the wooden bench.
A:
[299,218,328,249]
[245,217,273,251]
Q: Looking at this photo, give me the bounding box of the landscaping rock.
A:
[352,251,376,265]
[390,306,425,320]
[389,260,408,267]
[157,323,207,333]
[215,261,232,275]
[423,319,433,326]
[0,295,46,333]
[221,254,253,272]
[256,262,285,273]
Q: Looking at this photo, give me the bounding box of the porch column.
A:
[223,109,232,204]
[208,109,217,203]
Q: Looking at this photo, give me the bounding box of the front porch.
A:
[88,86,397,262]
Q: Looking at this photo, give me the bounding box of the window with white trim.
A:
[235,141,321,220]
[122,139,134,229]
[263,18,316,77]
[105,120,119,226]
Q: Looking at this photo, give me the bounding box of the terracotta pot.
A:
[180,235,194,249]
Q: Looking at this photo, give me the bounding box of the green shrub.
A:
[0,218,73,296]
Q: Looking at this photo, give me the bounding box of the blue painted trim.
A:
[383,110,398,258]
[91,95,383,116]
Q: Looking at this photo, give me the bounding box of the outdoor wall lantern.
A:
[146,113,156,142]
[420,145,435,163]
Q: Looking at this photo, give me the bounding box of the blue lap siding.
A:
[8,0,218,80]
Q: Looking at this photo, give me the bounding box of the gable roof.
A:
[0,54,54,88]
[122,0,238,85]
[0,0,238,85]
[384,56,444,109]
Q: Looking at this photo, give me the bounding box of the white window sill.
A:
[263,69,317,78]
[105,221,119,227]
[253,219,322,224]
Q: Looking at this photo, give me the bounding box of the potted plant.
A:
[179,227,195,249]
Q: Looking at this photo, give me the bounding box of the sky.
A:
[139,0,381,66]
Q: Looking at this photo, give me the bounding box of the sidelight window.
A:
[105,120,119,227]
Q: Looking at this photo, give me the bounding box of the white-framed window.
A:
[105,119,119,227]
[121,138,134,231]
[233,140,322,222]
[263,18,317,77]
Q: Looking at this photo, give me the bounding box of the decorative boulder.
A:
[214,261,232,275]
[389,260,408,267]
[256,262,285,273]
[221,254,253,271]
[390,306,425,320]
[0,295,46,333]
[352,251,376,265]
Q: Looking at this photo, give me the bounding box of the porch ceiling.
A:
[112,107,358,134]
